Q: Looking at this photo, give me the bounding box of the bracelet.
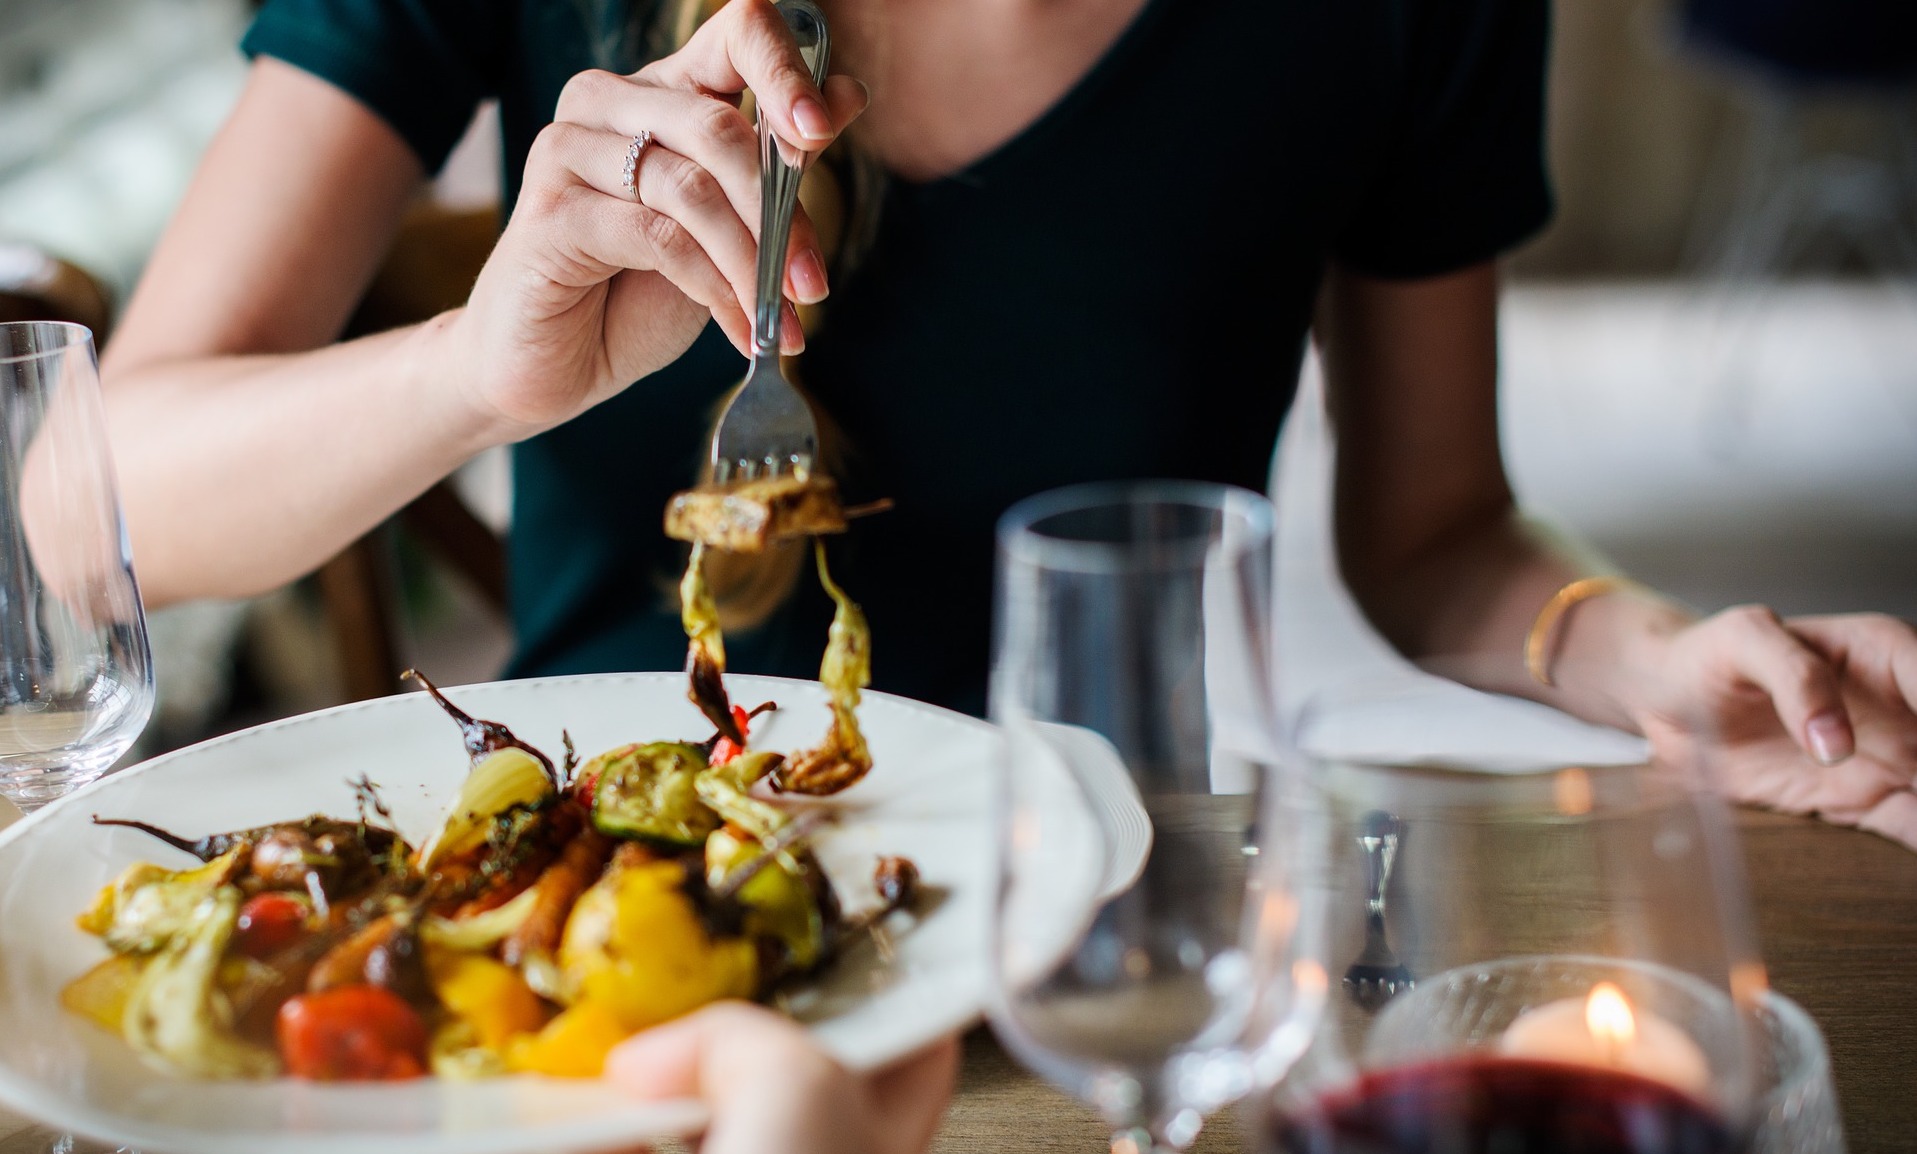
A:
[1524,575,1638,688]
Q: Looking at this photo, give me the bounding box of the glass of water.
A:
[0,321,152,811]
[987,481,1323,1153]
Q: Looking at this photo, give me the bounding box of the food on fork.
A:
[664,473,847,554]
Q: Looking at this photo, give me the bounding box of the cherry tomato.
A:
[233,892,311,959]
[710,705,756,765]
[276,986,429,1080]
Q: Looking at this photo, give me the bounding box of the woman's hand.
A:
[607,1002,959,1154]
[1636,608,1917,849]
[448,0,869,439]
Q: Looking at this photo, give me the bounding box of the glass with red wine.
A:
[1259,673,1770,1154]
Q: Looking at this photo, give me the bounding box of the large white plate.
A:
[0,673,1006,1154]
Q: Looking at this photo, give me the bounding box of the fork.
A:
[709,0,830,484]
[1343,809,1415,1012]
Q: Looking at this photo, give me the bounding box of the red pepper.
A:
[710,705,755,765]
[233,892,311,959]
[276,986,429,1080]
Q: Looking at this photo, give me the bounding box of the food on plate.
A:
[70,667,913,1082]
[70,476,899,1082]
[664,473,848,554]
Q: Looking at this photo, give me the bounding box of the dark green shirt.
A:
[244,0,1551,715]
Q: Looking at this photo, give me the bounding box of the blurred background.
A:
[1,0,1913,758]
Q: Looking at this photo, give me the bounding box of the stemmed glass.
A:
[0,322,152,1154]
[986,481,1323,1154]
[0,321,151,811]
[1256,672,1769,1154]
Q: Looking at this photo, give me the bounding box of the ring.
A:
[621,131,653,200]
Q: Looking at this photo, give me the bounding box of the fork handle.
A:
[754,0,831,358]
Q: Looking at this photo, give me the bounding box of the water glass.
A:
[0,321,152,810]
[987,480,1321,1153]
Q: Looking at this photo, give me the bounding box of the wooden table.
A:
[4,810,1913,1154]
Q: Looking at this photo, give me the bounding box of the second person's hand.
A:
[444,0,869,443]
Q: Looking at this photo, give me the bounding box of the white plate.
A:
[0,673,1010,1154]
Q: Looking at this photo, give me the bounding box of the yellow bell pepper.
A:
[504,1000,630,1078]
[424,947,550,1051]
[562,860,757,1029]
[60,953,148,1033]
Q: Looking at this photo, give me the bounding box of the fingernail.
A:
[1807,711,1852,766]
[780,302,806,353]
[789,249,829,304]
[792,96,834,141]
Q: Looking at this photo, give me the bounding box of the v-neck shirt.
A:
[244,0,1553,715]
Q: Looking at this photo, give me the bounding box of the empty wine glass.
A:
[0,324,150,1153]
[987,481,1324,1154]
[0,321,152,808]
[1258,669,1769,1154]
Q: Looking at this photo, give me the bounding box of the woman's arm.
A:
[107,1,867,608]
[1319,260,1689,731]
[103,59,486,606]
[1322,261,1917,846]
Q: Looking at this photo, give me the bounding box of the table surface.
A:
[3,808,1913,1154]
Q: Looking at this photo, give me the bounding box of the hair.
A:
[587,0,885,633]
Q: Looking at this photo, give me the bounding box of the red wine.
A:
[1264,1057,1746,1154]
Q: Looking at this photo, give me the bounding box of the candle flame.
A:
[1585,982,1637,1051]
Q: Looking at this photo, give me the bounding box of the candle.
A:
[1497,981,1712,1098]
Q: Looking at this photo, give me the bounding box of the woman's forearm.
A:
[106,309,502,607]
[1346,508,1695,734]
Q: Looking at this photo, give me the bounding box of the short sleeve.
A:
[1333,0,1554,279]
[241,0,508,174]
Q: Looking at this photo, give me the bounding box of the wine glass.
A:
[1257,669,1769,1154]
[0,322,152,1152]
[0,321,152,812]
[987,480,1324,1154]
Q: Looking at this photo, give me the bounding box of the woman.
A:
[101,0,1916,849]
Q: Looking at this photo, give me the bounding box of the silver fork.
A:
[1343,809,1416,1012]
[709,0,830,484]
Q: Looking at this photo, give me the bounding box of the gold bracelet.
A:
[1524,575,1637,688]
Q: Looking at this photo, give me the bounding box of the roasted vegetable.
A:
[505,1000,630,1078]
[276,985,428,1081]
[232,892,313,959]
[417,747,557,870]
[681,543,744,745]
[705,827,828,974]
[500,826,614,967]
[776,544,875,795]
[77,847,250,955]
[588,742,719,846]
[557,859,757,1034]
[419,886,540,952]
[306,910,431,1005]
[424,946,548,1051]
[121,887,281,1078]
[664,473,848,554]
[402,669,559,787]
[61,953,148,1034]
[92,815,405,907]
